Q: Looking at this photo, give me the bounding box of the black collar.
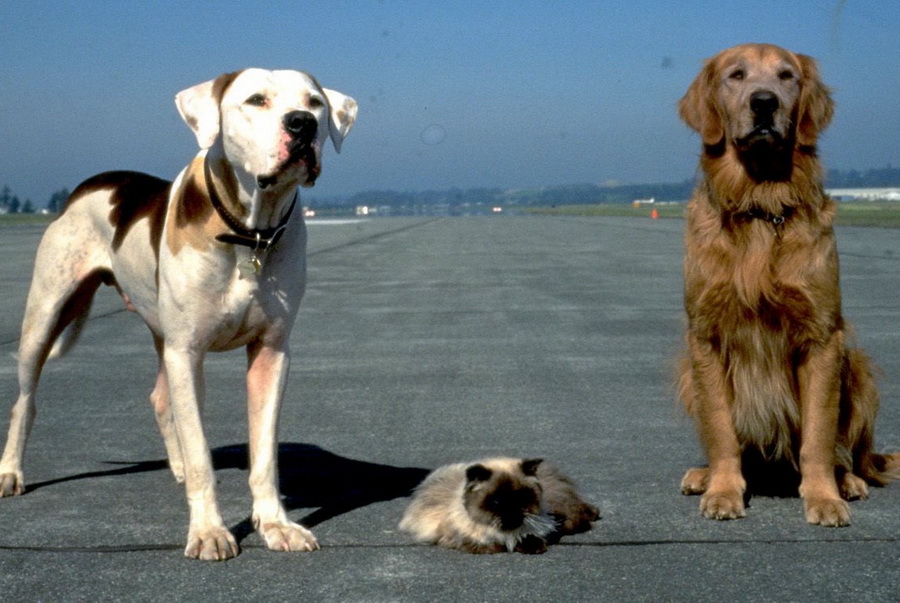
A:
[205,160,297,252]
[728,206,793,238]
[741,206,794,228]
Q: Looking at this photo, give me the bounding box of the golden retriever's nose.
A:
[750,91,778,117]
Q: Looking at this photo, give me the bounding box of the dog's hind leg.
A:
[0,230,108,496]
[841,348,900,489]
[150,336,185,483]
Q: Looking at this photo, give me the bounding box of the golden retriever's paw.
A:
[804,497,850,527]
[0,472,25,497]
[839,473,869,501]
[259,521,320,552]
[681,467,709,495]
[699,490,745,520]
[184,526,240,561]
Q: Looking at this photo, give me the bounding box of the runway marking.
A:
[307,219,371,226]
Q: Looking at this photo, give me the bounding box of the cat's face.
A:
[463,459,544,530]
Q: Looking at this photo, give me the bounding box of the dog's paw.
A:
[839,473,869,501]
[699,490,746,520]
[259,521,319,552]
[681,467,709,495]
[0,472,25,497]
[184,526,240,561]
[168,465,186,484]
[804,497,851,527]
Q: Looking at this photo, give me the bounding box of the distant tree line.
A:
[307,166,900,210]
[3,165,898,215]
[825,165,900,188]
[0,185,69,214]
[307,179,698,210]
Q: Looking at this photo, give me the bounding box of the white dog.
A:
[0,69,357,560]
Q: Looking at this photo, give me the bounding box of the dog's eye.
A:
[728,69,745,81]
[778,69,795,81]
[308,96,325,109]
[245,94,268,107]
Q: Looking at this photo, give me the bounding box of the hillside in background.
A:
[1,166,898,215]
[304,166,900,213]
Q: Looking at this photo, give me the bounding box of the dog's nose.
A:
[283,111,317,140]
[750,91,779,116]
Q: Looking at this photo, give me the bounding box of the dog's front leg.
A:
[164,347,240,560]
[797,331,849,527]
[246,341,319,552]
[688,334,747,519]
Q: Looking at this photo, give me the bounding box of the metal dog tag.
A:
[238,256,261,277]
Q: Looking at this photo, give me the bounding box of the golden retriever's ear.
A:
[679,59,724,145]
[795,53,834,146]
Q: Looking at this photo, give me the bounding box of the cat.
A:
[399,457,599,554]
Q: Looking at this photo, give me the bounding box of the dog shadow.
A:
[741,449,802,500]
[27,442,430,543]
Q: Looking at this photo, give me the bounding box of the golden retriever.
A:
[676,43,899,526]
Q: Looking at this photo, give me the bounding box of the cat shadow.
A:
[27,442,430,543]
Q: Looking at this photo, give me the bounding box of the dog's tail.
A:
[43,271,107,361]
[842,347,900,485]
[47,306,91,360]
[869,452,900,483]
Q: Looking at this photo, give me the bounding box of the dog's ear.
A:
[795,53,834,147]
[323,88,358,154]
[679,58,724,145]
[175,72,241,149]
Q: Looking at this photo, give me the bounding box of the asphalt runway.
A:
[0,215,898,601]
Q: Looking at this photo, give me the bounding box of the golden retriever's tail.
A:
[843,348,900,485]
[869,452,900,483]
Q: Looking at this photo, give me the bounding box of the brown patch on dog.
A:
[211,71,242,105]
[165,157,230,256]
[676,43,899,526]
[63,171,170,260]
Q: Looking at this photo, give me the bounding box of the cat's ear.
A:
[521,458,543,476]
[466,464,492,483]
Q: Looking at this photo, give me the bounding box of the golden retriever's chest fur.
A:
[684,187,840,346]
[683,187,841,458]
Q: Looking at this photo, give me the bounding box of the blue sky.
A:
[1,1,898,205]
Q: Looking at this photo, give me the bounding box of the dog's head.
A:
[679,44,833,157]
[175,69,357,190]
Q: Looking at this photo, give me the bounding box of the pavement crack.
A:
[2,536,896,555]
[307,218,443,257]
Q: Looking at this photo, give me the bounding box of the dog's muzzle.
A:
[257,111,320,189]
[735,91,784,150]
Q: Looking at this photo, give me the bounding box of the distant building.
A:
[827,188,900,201]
